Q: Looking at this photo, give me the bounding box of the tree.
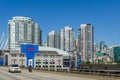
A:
[85,60,90,64]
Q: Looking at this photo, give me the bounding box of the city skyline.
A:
[0,0,120,47]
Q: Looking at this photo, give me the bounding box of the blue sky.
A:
[0,0,120,47]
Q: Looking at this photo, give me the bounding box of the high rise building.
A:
[8,16,42,50]
[78,29,81,52]
[100,41,107,53]
[94,43,99,53]
[47,31,60,48]
[75,39,78,51]
[79,24,94,62]
[60,29,65,51]
[93,43,99,62]
[60,26,75,52]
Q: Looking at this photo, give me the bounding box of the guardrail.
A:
[34,68,120,77]
[3,64,120,77]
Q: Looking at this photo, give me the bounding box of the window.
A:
[50,59,55,64]
[36,54,41,57]
[36,62,41,64]
[14,54,17,57]
[11,54,17,57]
[63,59,70,62]
[43,55,48,58]
[56,55,62,58]
[50,66,55,67]
[11,59,17,61]
[50,55,54,58]
[50,62,55,64]
[43,65,48,68]
[63,59,70,67]
[20,54,24,57]
[43,62,48,64]
[56,66,61,67]
[36,65,41,68]
[63,62,69,67]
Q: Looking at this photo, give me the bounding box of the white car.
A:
[8,64,21,73]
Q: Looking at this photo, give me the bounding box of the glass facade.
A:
[114,47,120,62]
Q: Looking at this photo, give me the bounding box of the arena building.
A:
[4,46,72,70]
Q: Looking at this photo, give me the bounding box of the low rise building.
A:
[6,46,72,70]
[109,46,120,64]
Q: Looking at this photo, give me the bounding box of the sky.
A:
[0,0,120,47]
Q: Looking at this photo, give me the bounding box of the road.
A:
[0,67,95,80]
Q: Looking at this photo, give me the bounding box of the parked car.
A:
[8,64,21,73]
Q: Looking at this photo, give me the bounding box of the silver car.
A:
[8,64,21,73]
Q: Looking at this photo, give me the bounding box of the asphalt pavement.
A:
[0,67,95,80]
